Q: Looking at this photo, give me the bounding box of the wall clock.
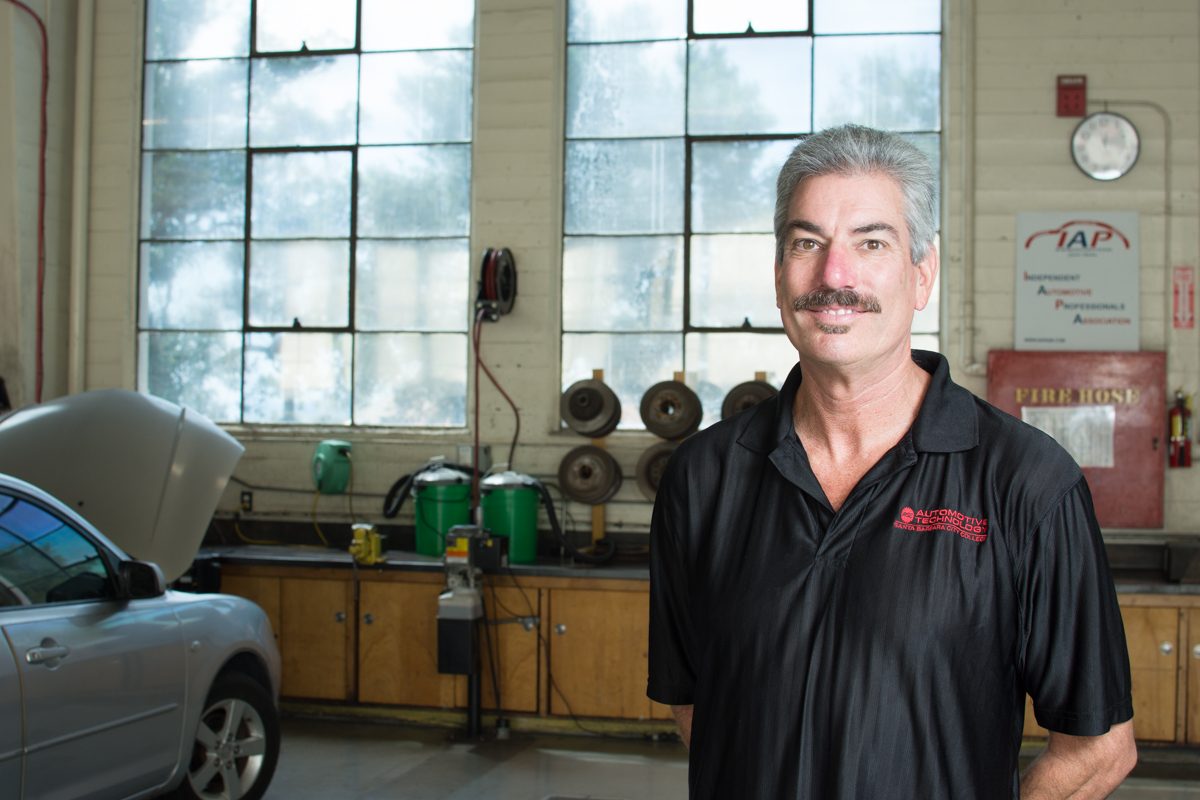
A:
[1070,111,1139,181]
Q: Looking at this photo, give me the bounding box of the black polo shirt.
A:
[648,350,1132,800]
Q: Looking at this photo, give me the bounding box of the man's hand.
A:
[1020,720,1136,798]
[671,704,694,748]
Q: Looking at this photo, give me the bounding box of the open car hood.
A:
[0,390,243,581]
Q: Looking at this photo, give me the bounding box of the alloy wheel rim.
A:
[187,696,268,800]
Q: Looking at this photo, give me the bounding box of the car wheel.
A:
[174,672,280,800]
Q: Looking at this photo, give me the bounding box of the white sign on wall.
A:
[1014,212,1139,350]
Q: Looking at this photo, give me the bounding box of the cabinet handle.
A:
[335,611,346,623]
[1193,644,1200,660]
[555,623,567,636]
[1159,641,1173,655]
[363,613,374,625]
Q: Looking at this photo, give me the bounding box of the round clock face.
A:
[1071,111,1139,181]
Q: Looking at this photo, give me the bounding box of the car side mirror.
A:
[119,560,166,599]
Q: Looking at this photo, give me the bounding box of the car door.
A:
[0,628,22,797]
[0,489,186,800]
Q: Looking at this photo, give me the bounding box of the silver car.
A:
[0,391,281,800]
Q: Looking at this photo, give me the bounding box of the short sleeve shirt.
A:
[647,351,1133,800]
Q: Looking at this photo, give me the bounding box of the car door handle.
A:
[25,640,70,666]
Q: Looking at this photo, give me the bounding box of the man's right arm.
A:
[671,704,694,748]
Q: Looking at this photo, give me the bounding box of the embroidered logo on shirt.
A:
[894,506,989,543]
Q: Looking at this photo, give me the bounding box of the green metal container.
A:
[412,466,471,557]
[481,472,539,564]
[312,440,352,494]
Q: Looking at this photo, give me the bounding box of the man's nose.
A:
[819,245,856,289]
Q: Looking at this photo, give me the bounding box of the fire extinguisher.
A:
[1169,390,1192,468]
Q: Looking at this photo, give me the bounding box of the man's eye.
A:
[863,240,886,250]
[794,239,819,251]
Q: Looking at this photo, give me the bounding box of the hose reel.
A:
[721,380,778,419]
[476,247,516,321]
[560,378,622,437]
[640,380,702,441]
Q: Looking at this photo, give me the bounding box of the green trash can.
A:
[412,466,471,557]
[481,471,540,564]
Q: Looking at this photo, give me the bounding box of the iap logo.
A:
[1024,220,1131,252]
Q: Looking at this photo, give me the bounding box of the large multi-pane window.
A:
[137,0,475,426]
[563,0,942,429]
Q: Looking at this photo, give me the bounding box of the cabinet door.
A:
[1187,609,1200,745]
[359,580,458,707]
[1121,605,1179,742]
[455,585,541,713]
[548,588,652,720]
[280,577,355,700]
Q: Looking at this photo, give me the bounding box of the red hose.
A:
[6,0,49,404]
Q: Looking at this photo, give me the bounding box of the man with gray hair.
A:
[648,124,1135,798]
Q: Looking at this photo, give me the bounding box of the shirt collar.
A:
[736,349,979,455]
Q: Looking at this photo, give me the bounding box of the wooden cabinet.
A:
[460,583,541,714]
[1188,609,1200,745]
[546,586,672,721]
[1120,603,1180,742]
[357,574,458,708]
[220,566,355,701]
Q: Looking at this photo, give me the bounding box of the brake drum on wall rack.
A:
[640,380,702,440]
[557,445,622,505]
[721,380,778,419]
[635,441,676,502]
[560,379,621,437]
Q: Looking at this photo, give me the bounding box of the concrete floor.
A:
[263,716,1200,799]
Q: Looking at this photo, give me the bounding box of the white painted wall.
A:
[6,0,1200,534]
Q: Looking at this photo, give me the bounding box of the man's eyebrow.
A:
[787,220,826,237]
[853,222,900,237]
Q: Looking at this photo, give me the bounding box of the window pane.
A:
[567,0,685,43]
[357,240,469,332]
[688,38,811,135]
[691,139,795,233]
[360,52,472,145]
[138,331,242,422]
[140,151,245,239]
[813,35,940,132]
[690,235,778,327]
[250,55,358,146]
[244,333,351,424]
[140,242,243,329]
[563,236,682,331]
[564,139,684,235]
[251,152,352,238]
[685,332,797,429]
[358,146,471,236]
[362,0,474,50]
[815,0,940,34]
[143,60,247,150]
[354,334,467,426]
[567,43,685,138]
[562,333,683,430]
[249,241,349,327]
[693,0,808,34]
[145,0,249,60]
[255,0,357,52]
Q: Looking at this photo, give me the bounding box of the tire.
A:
[172,672,280,800]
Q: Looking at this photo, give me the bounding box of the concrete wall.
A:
[5,0,1200,534]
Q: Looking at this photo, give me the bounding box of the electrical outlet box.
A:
[456,444,492,472]
[240,491,253,513]
[1056,75,1087,117]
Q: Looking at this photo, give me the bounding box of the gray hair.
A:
[773,125,937,266]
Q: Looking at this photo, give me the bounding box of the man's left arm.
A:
[1019,721,1136,799]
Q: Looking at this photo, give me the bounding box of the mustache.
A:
[792,288,882,313]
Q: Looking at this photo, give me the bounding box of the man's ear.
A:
[913,243,939,311]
